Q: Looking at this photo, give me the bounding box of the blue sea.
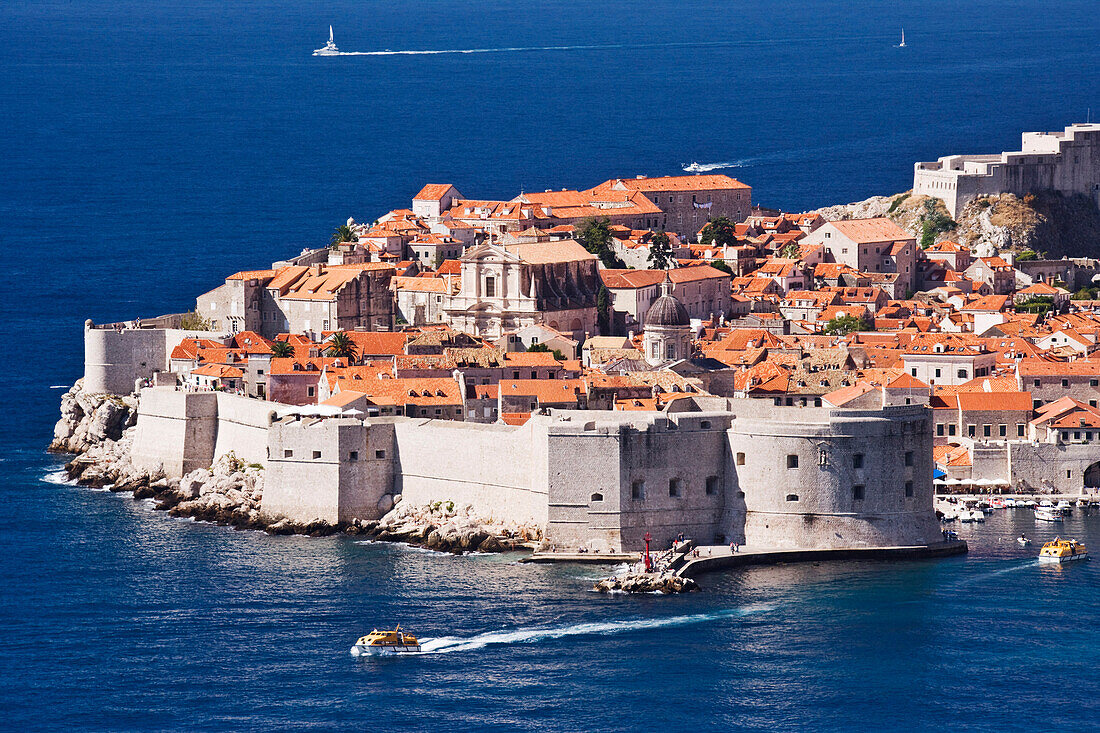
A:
[2,1,1099,729]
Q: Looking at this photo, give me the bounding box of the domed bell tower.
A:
[642,274,692,366]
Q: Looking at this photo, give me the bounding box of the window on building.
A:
[787,454,799,469]
[999,425,1007,437]
[668,479,682,497]
[307,386,315,397]
[983,424,991,438]
[1062,379,1070,388]
[968,425,976,437]
[957,369,968,379]
[312,450,321,459]
[283,449,293,458]
[1091,379,1098,387]
[1017,423,1026,437]
[785,494,799,502]
[375,450,385,459]
[949,424,957,436]
[736,452,746,466]
[590,492,603,502]
[705,476,720,495]
[904,451,914,466]
[485,276,496,297]
[1033,379,1041,387]
[911,368,918,377]
[631,480,645,501]
[853,453,864,469]
[936,423,944,436]
[904,481,914,497]
[349,451,358,461]
[852,485,865,500]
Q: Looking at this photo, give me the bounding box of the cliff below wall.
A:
[814,191,1100,259]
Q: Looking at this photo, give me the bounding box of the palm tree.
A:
[325,331,359,360]
[330,224,355,248]
[270,340,294,358]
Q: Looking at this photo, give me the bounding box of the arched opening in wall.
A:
[590,492,603,502]
[1085,461,1100,488]
[785,494,799,502]
[570,318,583,331]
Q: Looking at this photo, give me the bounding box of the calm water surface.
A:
[2,0,1100,729]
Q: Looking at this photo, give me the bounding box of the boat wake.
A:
[322,38,807,58]
[417,602,775,654]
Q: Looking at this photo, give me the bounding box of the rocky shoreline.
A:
[593,572,698,594]
[49,381,544,552]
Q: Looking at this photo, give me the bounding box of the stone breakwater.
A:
[49,382,541,551]
[593,573,698,594]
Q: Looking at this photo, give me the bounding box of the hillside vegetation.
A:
[814,191,1100,259]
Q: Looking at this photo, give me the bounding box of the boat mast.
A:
[329,25,334,44]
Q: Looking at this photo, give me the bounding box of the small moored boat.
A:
[1017,535,1031,547]
[350,625,422,656]
[1035,506,1062,522]
[1038,538,1088,563]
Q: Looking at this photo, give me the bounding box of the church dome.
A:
[645,292,689,328]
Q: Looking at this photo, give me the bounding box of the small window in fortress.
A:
[700,420,711,430]
[736,452,746,466]
[375,450,386,459]
[312,450,321,459]
[705,477,719,495]
[904,451,914,466]
[349,451,358,461]
[853,453,864,469]
[590,492,603,503]
[785,494,799,502]
[852,485,865,501]
[631,481,645,501]
[283,449,293,458]
[786,454,799,469]
[904,482,914,497]
[668,479,682,497]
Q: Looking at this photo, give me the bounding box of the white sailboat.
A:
[314,25,339,56]
[897,29,907,48]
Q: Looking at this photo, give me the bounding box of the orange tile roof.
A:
[413,183,456,201]
[595,174,750,192]
[827,218,912,243]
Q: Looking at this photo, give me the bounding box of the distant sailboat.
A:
[314,25,339,56]
[897,29,907,48]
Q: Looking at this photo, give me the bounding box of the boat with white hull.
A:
[314,26,339,56]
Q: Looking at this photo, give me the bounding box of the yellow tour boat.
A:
[350,625,422,656]
[1038,538,1088,564]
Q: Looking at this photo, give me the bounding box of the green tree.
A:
[270,340,295,358]
[180,310,213,331]
[575,217,625,269]
[596,284,612,335]
[1014,249,1039,262]
[1072,287,1099,301]
[700,217,736,247]
[778,242,801,260]
[647,230,674,270]
[709,259,732,274]
[823,314,872,335]
[918,199,956,248]
[330,224,355,248]
[324,331,359,360]
[527,343,565,360]
[1015,296,1054,315]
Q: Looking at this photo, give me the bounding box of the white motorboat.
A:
[1035,506,1063,522]
[1040,499,1054,508]
[1017,535,1032,547]
[1004,498,1018,508]
[683,162,705,173]
[314,25,339,56]
[959,511,974,523]
[1057,500,1072,514]
[1076,499,1089,508]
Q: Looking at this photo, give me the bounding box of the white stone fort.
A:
[122,386,943,553]
[913,122,1100,218]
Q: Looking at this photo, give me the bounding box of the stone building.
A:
[443,241,600,340]
[587,174,752,239]
[913,123,1100,218]
[198,263,395,339]
[802,218,918,293]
